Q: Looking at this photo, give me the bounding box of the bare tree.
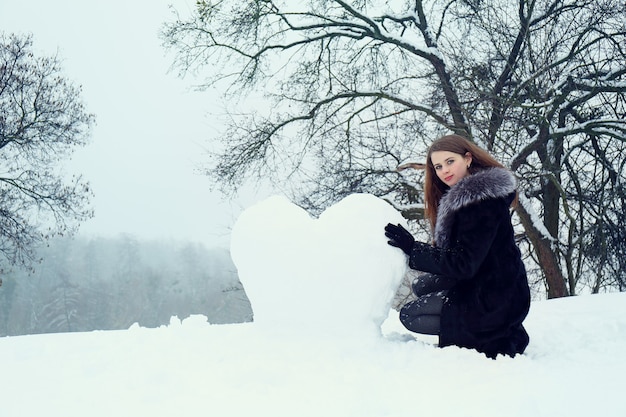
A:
[0,33,94,270]
[162,0,626,298]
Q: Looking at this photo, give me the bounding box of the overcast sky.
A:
[0,0,263,248]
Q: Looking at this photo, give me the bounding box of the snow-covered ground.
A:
[2,195,624,417]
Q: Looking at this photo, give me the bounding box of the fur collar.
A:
[434,167,516,246]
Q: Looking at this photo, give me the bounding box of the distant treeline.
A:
[0,235,252,337]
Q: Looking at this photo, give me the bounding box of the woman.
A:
[385,134,530,359]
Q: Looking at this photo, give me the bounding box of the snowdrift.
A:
[1,293,624,417]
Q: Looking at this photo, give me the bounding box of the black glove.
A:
[384,223,414,255]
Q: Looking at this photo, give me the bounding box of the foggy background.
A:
[0,0,261,334]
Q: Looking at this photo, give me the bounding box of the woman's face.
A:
[431,150,472,187]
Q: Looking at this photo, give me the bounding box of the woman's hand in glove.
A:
[384,223,414,255]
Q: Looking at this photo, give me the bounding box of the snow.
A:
[2,194,625,417]
[230,194,408,337]
[518,192,556,243]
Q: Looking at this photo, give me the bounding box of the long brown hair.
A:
[424,134,507,232]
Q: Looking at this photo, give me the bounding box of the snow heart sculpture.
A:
[230,193,408,338]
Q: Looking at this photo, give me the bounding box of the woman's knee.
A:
[412,273,455,297]
[399,306,441,335]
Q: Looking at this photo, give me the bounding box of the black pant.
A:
[399,273,455,335]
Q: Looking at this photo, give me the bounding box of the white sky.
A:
[0,0,262,248]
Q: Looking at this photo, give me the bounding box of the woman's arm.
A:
[409,198,506,280]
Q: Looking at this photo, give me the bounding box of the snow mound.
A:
[2,293,625,417]
[230,193,408,337]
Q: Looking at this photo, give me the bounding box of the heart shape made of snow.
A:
[230,193,408,338]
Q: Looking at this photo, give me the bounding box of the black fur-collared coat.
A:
[408,167,530,358]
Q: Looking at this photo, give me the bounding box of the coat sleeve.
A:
[408,198,506,280]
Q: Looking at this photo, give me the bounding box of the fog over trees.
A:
[0,236,252,337]
[0,32,252,337]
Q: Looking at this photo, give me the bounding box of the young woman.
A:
[385,134,530,359]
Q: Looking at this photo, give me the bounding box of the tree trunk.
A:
[515,202,569,298]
